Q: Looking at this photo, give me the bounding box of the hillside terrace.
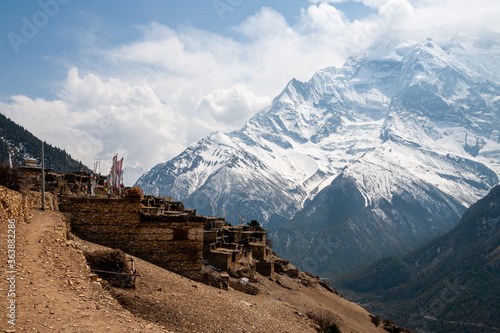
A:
[15,169,287,290]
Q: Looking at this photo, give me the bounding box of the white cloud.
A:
[1,68,185,171]
[309,0,395,9]
[195,85,270,128]
[397,0,500,37]
[3,1,500,174]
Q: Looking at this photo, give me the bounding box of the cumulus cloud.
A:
[195,85,270,128]
[1,68,185,171]
[2,1,500,173]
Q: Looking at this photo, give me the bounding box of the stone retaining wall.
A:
[0,185,57,223]
[59,197,205,280]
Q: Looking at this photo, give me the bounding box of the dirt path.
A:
[1,208,388,333]
[1,209,168,332]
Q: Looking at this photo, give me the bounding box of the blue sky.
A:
[1,0,500,180]
[0,1,373,99]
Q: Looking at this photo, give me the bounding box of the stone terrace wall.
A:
[0,186,30,223]
[59,197,205,280]
[25,191,58,211]
[0,186,58,223]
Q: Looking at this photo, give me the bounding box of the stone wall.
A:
[255,261,274,278]
[0,186,58,223]
[25,191,58,211]
[59,197,205,280]
[205,251,232,272]
[0,186,29,223]
[248,243,269,261]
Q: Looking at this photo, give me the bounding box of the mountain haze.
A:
[137,32,500,276]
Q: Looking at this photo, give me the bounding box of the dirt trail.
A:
[1,208,387,333]
[1,209,168,332]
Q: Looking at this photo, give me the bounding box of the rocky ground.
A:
[1,208,391,332]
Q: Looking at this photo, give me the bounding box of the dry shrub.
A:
[124,186,144,199]
[370,314,382,327]
[201,266,228,290]
[304,271,314,278]
[0,165,20,191]
[307,310,342,333]
[84,249,135,288]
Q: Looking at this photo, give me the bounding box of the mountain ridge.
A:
[137,32,500,276]
[336,185,500,332]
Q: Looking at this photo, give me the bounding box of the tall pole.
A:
[41,142,45,211]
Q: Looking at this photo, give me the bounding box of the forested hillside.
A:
[337,186,500,332]
[0,112,89,173]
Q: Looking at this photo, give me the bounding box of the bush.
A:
[307,310,342,333]
[370,315,382,327]
[249,219,259,226]
[0,165,20,191]
[84,249,135,288]
[124,186,144,199]
[248,219,264,230]
[324,324,341,333]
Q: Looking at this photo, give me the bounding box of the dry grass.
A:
[307,309,342,333]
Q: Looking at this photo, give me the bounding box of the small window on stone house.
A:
[173,229,188,240]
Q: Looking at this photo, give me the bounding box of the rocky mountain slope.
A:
[337,185,500,333]
[137,32,500,276]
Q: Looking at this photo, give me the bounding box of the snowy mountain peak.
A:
[137,34,500,239]
[356,35,412,61]
[444,29,500,84]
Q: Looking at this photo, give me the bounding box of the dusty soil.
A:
[0,210,168,332]
[1,209,388,332]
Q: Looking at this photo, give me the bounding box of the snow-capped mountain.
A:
[137,32,500,275]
